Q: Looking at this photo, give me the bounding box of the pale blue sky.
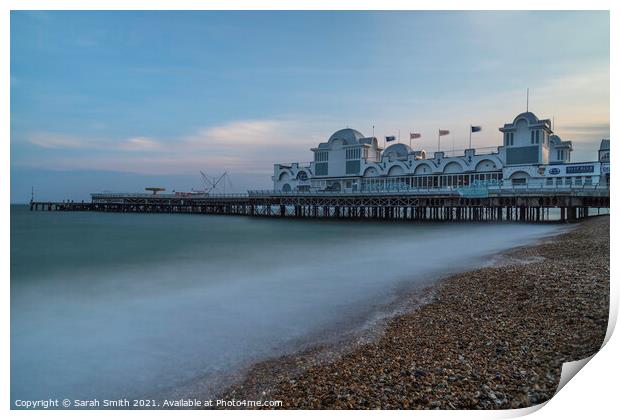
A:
[11,11,609,202]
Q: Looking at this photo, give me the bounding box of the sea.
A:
[10,204,568,407]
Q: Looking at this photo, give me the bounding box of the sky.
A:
[10,11,610,202]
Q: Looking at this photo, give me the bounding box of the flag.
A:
[439,130,450,136]
[410,132,421,140]
[471,126,482,133]
[385,135,396,142]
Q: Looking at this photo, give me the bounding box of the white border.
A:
[3,1,616,419]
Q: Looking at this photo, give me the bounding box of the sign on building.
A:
[566,165,595,174]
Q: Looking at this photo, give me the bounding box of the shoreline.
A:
[215,216,609,409]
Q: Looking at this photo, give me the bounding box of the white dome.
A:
[383,143,412,159]
[328,128,365,145]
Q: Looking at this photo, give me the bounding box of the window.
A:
[346,161,360,174]
[531,131,535,144]
[575,177,582,186]
[315,151,328,162]
[536,130,540,144]
[546,178,553,186]
[565,177,572,185]
[315,162,328,176]
[510,133,514,145]
[585,176,593,185]
[556,178,563,186]
[346,148,361,160]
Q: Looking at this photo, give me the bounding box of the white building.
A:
[273,112,610,193]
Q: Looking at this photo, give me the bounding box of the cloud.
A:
[205,120,280,144]
[182,119,306,148]
[19,118,328,175]
[27,133,163,153]
[558,123,610,134]
[119,137,162,152]
[28,132,87,149]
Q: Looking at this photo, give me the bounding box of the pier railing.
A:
[91,192,250,199]
[248,184,609,198]
[88,184,609,201]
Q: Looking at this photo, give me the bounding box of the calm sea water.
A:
[11,205,566,405]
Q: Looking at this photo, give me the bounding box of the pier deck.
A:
[30,186,609,223]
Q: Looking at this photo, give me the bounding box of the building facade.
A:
[273,112,610,193]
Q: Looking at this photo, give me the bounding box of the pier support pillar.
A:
[567,206,577,223]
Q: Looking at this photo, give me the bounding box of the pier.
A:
[30,186,609,223]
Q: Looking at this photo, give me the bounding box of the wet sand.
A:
[217,216,609,409]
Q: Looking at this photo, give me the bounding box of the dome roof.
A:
[383,143,412,159]
[513,112,539,124]
[328,128,365,145]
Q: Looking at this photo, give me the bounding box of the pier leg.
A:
[567,207,577,223]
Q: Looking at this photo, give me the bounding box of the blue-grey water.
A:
[11,205,566,405]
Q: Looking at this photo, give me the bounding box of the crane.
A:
[199,171,233,194]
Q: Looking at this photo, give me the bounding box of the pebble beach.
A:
[218,216,610,409]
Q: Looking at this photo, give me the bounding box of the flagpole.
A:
[469,125,472,149]
[437,130,440,153]
[452,132,455,155]
[526,88,529,112]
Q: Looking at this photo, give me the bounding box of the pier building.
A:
[273,112,610,194]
